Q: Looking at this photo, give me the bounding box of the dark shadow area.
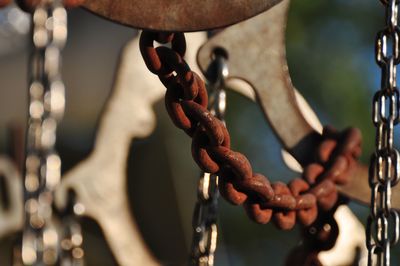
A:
[127,100,187,265]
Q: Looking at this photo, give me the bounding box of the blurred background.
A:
[0,0,399,265]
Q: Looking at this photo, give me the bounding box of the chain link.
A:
[60,211,84,266]
[139,31,362,230]
[368,0,400,265]
[190,55,228,266]
[21,1,67,264]
[190,172,219,266]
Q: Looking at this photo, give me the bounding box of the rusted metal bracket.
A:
[81,0,283,32]
[196,0,400,209]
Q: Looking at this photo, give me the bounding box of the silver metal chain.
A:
[368,0,400,265]
[60,213,85,266]
[189,55,228,266]
[22,1,67,264]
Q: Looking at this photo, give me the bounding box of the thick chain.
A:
[139,31,362,230]
[368,0,400,265]
[190,55,228,266]
[22,1,66,264]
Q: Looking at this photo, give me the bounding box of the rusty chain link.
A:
[139,31,362,230]
[190,55,228,266]
[285,203,342,266]
[368,0,400,265]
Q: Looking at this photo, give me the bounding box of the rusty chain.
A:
[190,55,228,266]
[285,203,342,266]
[139,31,362,230]
[368,0,400,265]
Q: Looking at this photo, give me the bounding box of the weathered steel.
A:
[140,24,362,228]
[81,0,283,31]
[196,0,400,209]
[197,0,316,164]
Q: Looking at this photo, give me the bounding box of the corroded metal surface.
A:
[81,0,283,31]
[0,0,11,8]
[139,26,361,229]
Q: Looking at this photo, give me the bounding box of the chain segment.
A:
[286,205,341,266]
[60,213,84,266]
[190,55,228,266]
[139,31,362,230]
[190,172,219,266]
[21,1,68,264]
[368,0,400,265]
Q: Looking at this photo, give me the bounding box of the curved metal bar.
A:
[54,37,163,266]
[197,0,318,165]
[81,0,283,32]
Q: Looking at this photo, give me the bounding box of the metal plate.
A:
[197,0,316,164]
[54,37,163,266]
[82,0,283,31]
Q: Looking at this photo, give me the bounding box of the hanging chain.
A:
[59,197,85,266]
[22,1,67,264]
[190,55,228,266]
[139,31,362,230]
[60,212,84,266]
[368,0,400,265]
